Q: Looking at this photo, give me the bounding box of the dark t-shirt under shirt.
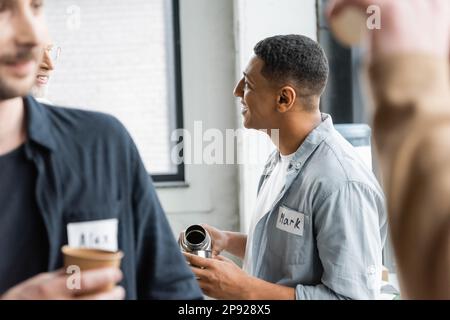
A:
[0,144,49,295]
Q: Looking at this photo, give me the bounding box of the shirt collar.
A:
[25,95,57,152]
[264,113,334,175]
[289,113,333,169]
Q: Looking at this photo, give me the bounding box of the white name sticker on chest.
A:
[276,206,304,236]
[67,219,118,251]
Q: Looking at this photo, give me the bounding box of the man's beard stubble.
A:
[0,46,41,101]
[30,82,48,99]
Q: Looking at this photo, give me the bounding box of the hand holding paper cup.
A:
[62,246,124,294]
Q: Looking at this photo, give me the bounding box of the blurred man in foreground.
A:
[0,0,202,300]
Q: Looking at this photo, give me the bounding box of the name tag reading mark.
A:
[67,219,118,251]
[276,206,304,236]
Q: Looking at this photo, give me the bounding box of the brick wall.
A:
[45,0,175,174]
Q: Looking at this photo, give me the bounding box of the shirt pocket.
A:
[63,200,123,251]
[266,205,310,265]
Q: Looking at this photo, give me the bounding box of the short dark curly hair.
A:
[254,34,329,98]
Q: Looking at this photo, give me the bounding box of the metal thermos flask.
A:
[179,224,212,258]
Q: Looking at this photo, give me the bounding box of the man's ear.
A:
[276,86,297,113]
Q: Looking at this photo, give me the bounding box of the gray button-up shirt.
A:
[249,114,387,299]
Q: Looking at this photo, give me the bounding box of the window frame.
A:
[151,0,185,183]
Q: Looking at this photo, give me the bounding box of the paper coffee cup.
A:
[62,246,124,292]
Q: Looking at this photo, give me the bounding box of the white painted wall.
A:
[159,0,240,236]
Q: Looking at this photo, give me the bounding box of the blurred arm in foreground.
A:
[328,0,450,299]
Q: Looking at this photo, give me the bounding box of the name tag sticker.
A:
[276,206,304,236]
[67,219,118,251]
